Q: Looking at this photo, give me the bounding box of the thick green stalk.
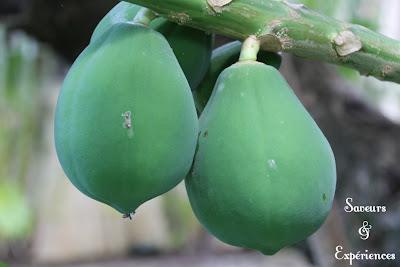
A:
[124,0,400,83]
[239,36,260,62]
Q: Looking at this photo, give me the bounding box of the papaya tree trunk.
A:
[123,0,400,84]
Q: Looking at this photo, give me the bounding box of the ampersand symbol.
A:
[358,221,372,240]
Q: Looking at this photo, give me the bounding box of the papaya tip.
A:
[259,247,281,256]
[122,212,135,220]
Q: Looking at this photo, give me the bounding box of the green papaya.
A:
[186,61,336,254]
[193,41,281,113]
[91,2,212,89]
[90,2,141,42]
[55,22,198,215]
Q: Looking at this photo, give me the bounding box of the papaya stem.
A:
[239,36,260,62]
[123,0,400,84]
[133,8,157,26]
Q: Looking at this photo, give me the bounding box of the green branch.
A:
[124,0,400,84]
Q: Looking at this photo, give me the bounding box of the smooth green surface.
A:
[55,23,198,214]
[91,2,141,42]
[194,41,281,113]
[92,2,212,89]
[156,22,213,89]
[186,62,336,254]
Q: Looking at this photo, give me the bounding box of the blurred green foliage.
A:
[163,186,198,248]
[298,0,380,31]
[0,25,42,240]
[0,181,32,239]
[298,0,392,87]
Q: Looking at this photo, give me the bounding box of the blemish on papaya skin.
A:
[203,130,209,138]
[207,0,233,13]
[267,159,277,170]
[122,111,132,129]
[265,159,277,179]
[322,193,327,201]
[122,111,134,138]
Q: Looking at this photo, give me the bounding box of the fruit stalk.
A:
[133,8,157,26]
[124,0,400,84]
[239,36,260,62]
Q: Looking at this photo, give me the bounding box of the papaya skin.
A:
[90,2,141,43]
[55,23,198,215]
[155,22,213,90]
[186,62,336,254]
[91,2,212,89]
[193,41,281,113]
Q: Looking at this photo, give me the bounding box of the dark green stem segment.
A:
[124,0,400,84]
[133,8,157,26]
[239,36,260,62]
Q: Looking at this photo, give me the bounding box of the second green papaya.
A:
[186,61,336,255]
[193,41,281,113]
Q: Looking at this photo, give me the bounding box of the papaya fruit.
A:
[185,61,336,254]
[193,41,281,113]
[91,2,212,89]
[90,2,141,42]
[55,22,198,215]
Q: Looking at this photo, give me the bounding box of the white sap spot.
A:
[267,159,277,170]
[240,92,245,97]
[217,83,225,92]
[280,120,285,125]
[122,111,134,138]
[122,111,132,129]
